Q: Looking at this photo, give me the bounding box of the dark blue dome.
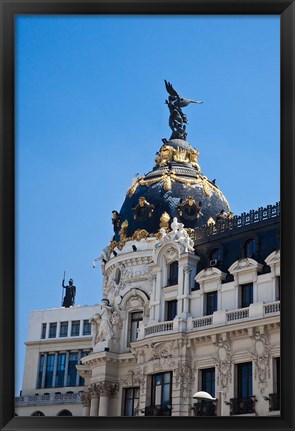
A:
[112,139,231,242]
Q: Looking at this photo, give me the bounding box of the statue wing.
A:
[164,80,180,98]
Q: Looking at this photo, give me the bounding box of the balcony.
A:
[15,392,82,407]
[230,396,256,415]
[269,393,280,411]
[144,321,174,337]
[144,404,172,416]
[193,400,217,416]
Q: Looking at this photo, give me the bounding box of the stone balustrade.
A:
[15,392,82,406]
[144,321,174,336]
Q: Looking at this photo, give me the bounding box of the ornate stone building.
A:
[16,82,280,417]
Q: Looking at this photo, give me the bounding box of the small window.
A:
[244,238,257,258]
[237,362,252,398]
[240,283,253,308]
[41,323,47,339]
[83,320,91,336]
[49,323,57,338]
[59,322,68,337]
[201,368,215,397]
[209,248,221,262]
[205,291,217,315]
[168,261,178,286]
[71,321,80,336]
[129,312,143,344]
[123,387,140,416]
[166,300,177,321]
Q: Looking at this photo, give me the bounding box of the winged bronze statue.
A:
[164,80,203,140]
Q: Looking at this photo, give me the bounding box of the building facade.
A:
[16,82,280,417]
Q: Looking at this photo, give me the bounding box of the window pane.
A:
[67,352,78,386]
[59,322,68,337]
[49,323,57,338]
[41,323,46,339]
[83,320,91,335]
[71,321,80,336]
[44,354,55,388]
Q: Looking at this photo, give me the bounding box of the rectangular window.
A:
[151,372,172,416]
[275,276,280,301]
[55,353,66,387]
[71,320,80,336]
[168,262,178,286]
[129,312,143,344]
[79,350,91,385]
[48,322,57,338]
[83,319,91,335]
[67,352,78,387]
[240,283,253,308]
[237,362,252,398]
[44,353,55,388]
[274,357,280,394]
[41,323,47,339]
[201,368,215,397]
[123,387,140,416]
[166,300,177,321]
[37,354,45,388]
[59,321,68,337]
[205,291,217,315]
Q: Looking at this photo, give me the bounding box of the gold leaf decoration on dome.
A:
[132,229,149,241]
[174,147,189,163]
[207,217,216,226]
[119,220,129,241]
[132,197,154,220]
[178,196,202,220]
[159,212,170,229]
[155,145,175,167]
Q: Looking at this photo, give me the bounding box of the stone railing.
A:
[192,315,213,328]
[264,301,280,314]
[15,392,82,406]
[195,202,280,242]
[144,321,174,336]
[226,308,249,322]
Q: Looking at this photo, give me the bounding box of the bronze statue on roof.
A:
[164,80,203,140]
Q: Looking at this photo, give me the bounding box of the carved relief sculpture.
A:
[249,331,271,393]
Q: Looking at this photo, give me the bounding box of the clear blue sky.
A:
[15,15,280,395]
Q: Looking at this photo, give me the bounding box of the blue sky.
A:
[15,15,280,395]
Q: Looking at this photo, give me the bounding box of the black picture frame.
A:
[0,1,294,431]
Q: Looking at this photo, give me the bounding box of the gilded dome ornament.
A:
[132,197,155,220]
[159,212,171,230]
[178,197,203,221]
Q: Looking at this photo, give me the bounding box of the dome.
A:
[111,138,231,245]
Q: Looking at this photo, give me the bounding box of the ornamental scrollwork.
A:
[174,361,195,400]
[213,339,233,393]
[249,332,271,394]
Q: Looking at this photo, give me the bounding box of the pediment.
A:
[265,250,280,266]
[228,258,262,274]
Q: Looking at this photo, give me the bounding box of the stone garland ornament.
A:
[249,332,271,394]
[213,339,233,394]
[174,362,195,401]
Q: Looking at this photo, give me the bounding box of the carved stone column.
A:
[80,391,91,416]
[89,385,99,416]
[183,266,192,315]
[97,382,119,416]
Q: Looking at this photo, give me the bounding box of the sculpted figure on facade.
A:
[155,217,194,253]
[89,299,114,346]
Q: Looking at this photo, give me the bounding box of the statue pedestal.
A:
[93,340,110,353]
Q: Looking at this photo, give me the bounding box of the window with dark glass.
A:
[151,372,172,416]
[67,352,78,387]
[44,354,55,388]
[55,353,66,387]
[275,276,280,301]
[31,411,45,416]
[129,312,143,344]
[237,362,252,398]
[49,322,57,338]
[205,291,217,315]
[240,283,253,308]
[41,323,47,339]
[57,409,72,416]
[201,368,215,397]
[37,354,45,388]
[166,300,177,321]
[79,351,91,385]
[168,262,178,286]
[244,238,257,258]
[274,357,280,394]
[83,319,91,335]
[71,320,80,336]
[123,387,140,416]
[209,248,221,262]
[59,322,68,337]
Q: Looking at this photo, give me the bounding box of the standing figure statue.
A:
[89,299,114,346]
[62,278,76,308]
[164,80,203,140]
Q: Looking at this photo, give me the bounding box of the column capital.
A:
[79,391,91,406]
[96,381,119,397]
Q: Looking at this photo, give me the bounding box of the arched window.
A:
[57,409,72,416]
[31,411,45,416]
[168,262,178,286]
[244,238,257,258]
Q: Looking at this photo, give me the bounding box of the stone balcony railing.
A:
[15,392,82,407]
[142,301,280,338]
